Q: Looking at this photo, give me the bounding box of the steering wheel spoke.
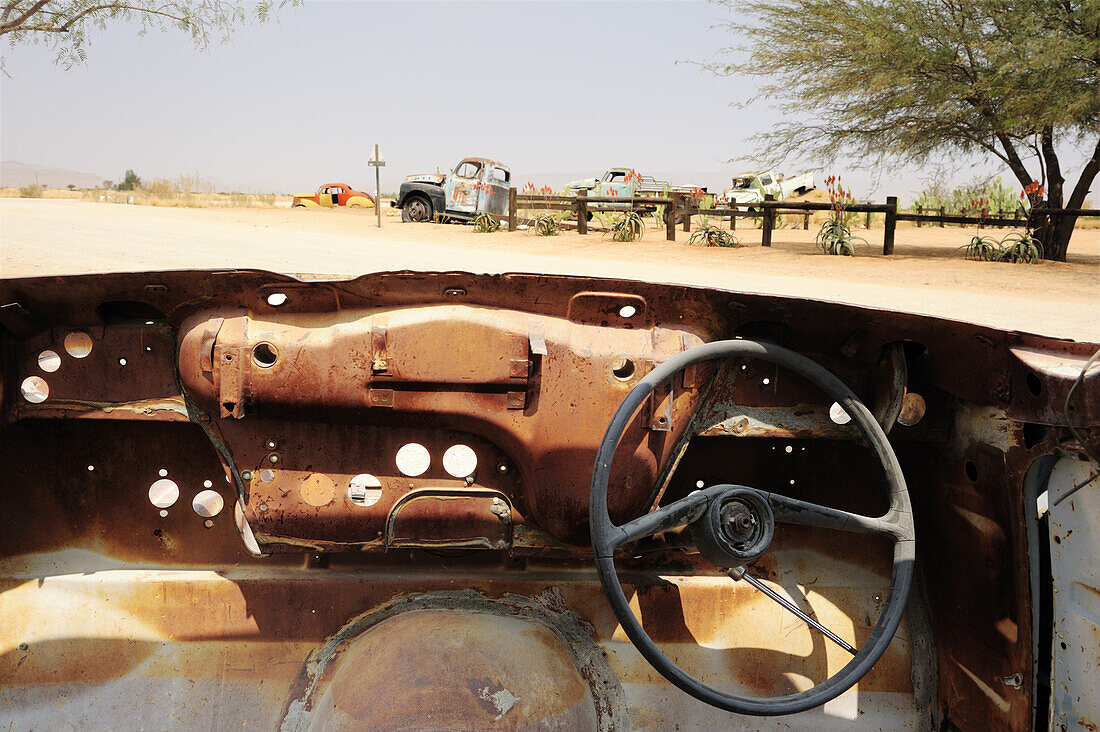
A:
[763,492,911,540]
[609,490,712,552]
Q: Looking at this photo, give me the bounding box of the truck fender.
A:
[396,183,446,215]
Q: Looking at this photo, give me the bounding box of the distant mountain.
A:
[1,161,107,189]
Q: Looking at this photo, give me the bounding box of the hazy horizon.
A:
[2,1,1093,203]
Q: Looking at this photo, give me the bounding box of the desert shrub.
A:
[915,175,1022,215]
[19,183,44,198]
[117,169,141,191]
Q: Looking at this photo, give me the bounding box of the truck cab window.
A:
[455,162,481,179]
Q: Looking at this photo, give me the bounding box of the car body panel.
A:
[0,269,1095,730]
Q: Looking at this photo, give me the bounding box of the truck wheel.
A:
[402,196,433,223]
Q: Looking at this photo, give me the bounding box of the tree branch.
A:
[1066,137,1100,211]
[0,0,53,34]
[1041,125,1064,207]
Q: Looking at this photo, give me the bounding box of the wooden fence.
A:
[504,188,1099,255]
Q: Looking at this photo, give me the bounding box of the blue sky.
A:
[1,1,1089,201]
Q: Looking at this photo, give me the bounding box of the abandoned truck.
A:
[392,156,511,223]
[0,269,1097,731]
[717,169,816,206]
[565,167,708,211]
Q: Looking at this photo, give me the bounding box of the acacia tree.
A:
[709,0,1099,260]
[1,1,292,69]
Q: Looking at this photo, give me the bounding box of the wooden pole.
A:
[576,189,588,235]
[865,210,872,229]
[682,196,691,232]
[762,194,775,247]
[730,203,737,231]
[939,207,945,227]
[803,212,810,230]
[507,187,517,232]
[916,204,923,228]
[883,196,898,255]
[666,194,678,241]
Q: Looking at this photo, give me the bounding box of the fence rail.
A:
[507,190,1099,254]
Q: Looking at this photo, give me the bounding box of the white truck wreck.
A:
[718,169,816,205]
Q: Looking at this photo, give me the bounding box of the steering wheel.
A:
[590,339,915,716]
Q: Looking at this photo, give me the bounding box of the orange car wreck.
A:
[292,182,375,208]
[0,269,1096,730]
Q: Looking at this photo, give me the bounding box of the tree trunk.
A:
[1047,213,1078,262]
[1033,136,1099,262]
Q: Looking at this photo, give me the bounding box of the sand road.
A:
[1,198,1097,340]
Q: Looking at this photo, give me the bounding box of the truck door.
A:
[479,166,511,215]
[446,161,482,214]
[757,174,780,199]
[596,170,630,209]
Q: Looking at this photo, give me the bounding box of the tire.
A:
[402,196,432,223]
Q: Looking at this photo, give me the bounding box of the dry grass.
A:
[1,187,83,199]
[1,174,291,208]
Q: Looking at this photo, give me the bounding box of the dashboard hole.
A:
[612,358,636,381]
[38,350,61,373]
[20,376,48,403]
[252,342,279,367]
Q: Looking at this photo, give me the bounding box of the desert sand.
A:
[1,198,1097,340]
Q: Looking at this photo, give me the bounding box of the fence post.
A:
[730,203,737,230]
[666,194,678,241]
[865,209,872,229]
[916,204,923,228]
[682,196,691,233]
[802,211,810,230]
[576,189,588,235]
[508,187,517,232]
[883,196,898,255]
[762,194,775,247]
[939,207,945,227]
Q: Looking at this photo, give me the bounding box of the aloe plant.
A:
[962,235,1001,261]
[689,223,741,248]
[608,211,645,242]
[531,214,561,236]
[471,211,500,233]
[960,231,1043,263]
[815,220,864,255]
[995,232,1044,263]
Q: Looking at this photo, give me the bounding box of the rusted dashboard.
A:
[0,270,1096,730]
